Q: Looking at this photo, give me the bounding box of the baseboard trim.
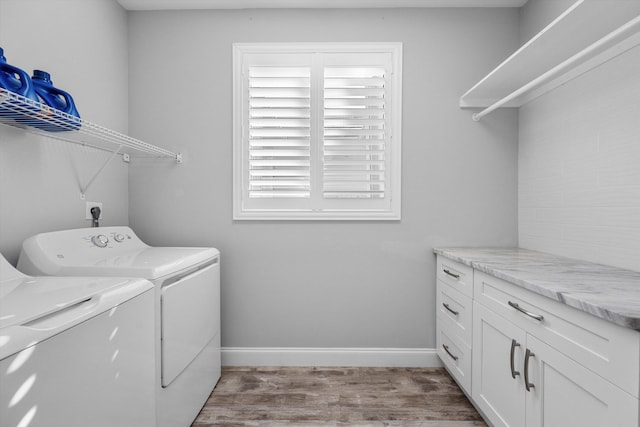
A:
[222,347,442,368]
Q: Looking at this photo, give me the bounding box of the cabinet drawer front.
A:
[437,256,474,298]
[474,271,640,398]
[436,325,472,395]
[437,280,473,346]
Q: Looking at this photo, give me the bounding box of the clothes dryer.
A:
[0,254,155,427]
[18,226,221,427]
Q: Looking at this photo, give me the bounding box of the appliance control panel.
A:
[87,230,135,248]
[21,227,149,268]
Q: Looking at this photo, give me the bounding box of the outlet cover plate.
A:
[85,202,103,220]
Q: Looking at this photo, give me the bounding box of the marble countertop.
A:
[433,247,640,331]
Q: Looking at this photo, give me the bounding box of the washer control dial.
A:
[114,233,126,243]
[92,234,109,248]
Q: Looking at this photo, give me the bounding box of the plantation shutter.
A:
[320,52,395,212]
[234,44,401,220]
[239,53,314,212]
[323,66,387,201]
[248,66,311,200]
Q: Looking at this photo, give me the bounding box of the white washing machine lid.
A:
[0,254,153,360]
[19,226,219,280]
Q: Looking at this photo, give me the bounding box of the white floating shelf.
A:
[0,90,181,162]
[461,0,640,118]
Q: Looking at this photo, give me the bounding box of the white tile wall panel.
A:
[518,45,640,272]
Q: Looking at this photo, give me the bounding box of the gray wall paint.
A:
[128,8,519,349]
[517,0,576,44]
[0,0,130,265]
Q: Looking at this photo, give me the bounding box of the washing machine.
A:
[18,226,221,427]
[0,253,155,427]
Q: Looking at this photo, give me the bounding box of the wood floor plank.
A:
[192,367,486,426]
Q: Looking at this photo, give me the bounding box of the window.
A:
[233,43,402,220]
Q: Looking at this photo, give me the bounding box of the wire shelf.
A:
[0,89,181,162]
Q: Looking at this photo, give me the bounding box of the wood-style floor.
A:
[192,367,487,426]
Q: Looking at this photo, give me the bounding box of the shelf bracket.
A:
[80,145,124,199]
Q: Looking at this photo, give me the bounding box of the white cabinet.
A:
[472,302,525,427]
[525,335,638,427]
[474,271,640,398]
[472,271,640,427]
[435,254,640,427]
[435,257,474,394]
[473,301,639,427]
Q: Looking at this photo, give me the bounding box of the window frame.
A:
[233,42,402,220]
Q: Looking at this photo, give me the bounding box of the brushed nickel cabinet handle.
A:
[443,269,460,280]
[524,348,535,392]
[510,339,521,379]
[442,302,459,316]
[442,344,459,361]
[508,301,544,322]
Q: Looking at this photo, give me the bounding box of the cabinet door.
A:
[473,302,526,427]
[525,335,640,427]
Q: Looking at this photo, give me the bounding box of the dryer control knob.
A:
[92,234,109,248]
[114,233,125,242]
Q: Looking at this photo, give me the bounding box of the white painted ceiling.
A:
[117,0,528,11]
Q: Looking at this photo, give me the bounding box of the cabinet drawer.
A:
[436,256,473,298]
[474,271,640,398]
[436,324,472,395]
[436,280,473,346]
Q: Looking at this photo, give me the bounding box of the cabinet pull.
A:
[510,339,521,379]
[442,302,459,316]
[442,344,459,361]
[524,348,535,392]
[508,301,544,322]
[443,269,460,280]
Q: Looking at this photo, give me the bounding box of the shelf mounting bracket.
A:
[80,145,124,199]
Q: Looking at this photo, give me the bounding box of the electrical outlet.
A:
[85,202,103,220]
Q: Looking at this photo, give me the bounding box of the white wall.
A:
[0,0,130,264]
[127,8,519,353]
[518,2,640,272]
[518,46,640,272]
